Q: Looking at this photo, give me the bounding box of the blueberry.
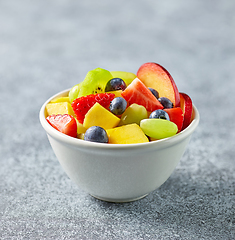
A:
[109,97,127,115]
[84,126,109,143]
[149,109,170,120]
[148,87,159,99]
[105,78,127,92]
[158,97,173,109]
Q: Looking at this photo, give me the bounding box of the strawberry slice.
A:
[164,107,184,133]
[121,78,163,112]
[71,93,115,123]
[46,114,77,137]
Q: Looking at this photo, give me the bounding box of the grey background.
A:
[1,0,234,239]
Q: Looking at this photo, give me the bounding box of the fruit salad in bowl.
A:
[39,62,199,202]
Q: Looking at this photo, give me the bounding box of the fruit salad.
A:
[45,62,194,144]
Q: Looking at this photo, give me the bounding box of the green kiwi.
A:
[78,68,113,97]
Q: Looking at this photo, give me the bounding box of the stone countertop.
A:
[0,1,234,239]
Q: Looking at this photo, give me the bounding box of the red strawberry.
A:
[71,93,115,123]
[164,107,184,133]
[121,78,163,112]
[46,114,77,137]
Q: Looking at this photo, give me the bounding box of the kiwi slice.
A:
[78,68,113,97]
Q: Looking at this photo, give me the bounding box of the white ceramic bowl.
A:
[39,89,200,202]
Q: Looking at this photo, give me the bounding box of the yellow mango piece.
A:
[77,133,85,140]
[106,90,123,98]
[45,102,75,117]
[83,102,120,130]
[50,96,70,103]
[106,123,149,144]
[75,119,87,134]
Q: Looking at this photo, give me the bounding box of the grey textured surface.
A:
[1,0,235,239]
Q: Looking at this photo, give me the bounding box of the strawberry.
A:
[121,78,163,112]
[71,93,115,123]
[46,114,77,137]
[164,107,184,133]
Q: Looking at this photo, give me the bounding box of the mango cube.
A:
[50,97,70,103]
[83,102,120,129]
[106,90,123,98]
[106,123,149,144]
[46,102,75,117]
[75,119,87,134]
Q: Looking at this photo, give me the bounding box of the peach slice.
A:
[137,62,180,107]
[180,92,193,130]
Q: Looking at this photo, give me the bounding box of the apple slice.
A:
[180,92,193,130]
[137,62,180,107]
[164,107,184,133]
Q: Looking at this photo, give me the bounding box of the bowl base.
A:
[90,193,149,203]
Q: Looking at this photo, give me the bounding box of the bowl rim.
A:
[39,88,200,150]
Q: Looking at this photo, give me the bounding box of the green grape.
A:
[140,119,178,139]
[119,103,148,126]
[110,71,137,86]
[69,83,81,103]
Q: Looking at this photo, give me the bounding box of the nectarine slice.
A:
[180,92,193,130]
[137,62,180,107]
